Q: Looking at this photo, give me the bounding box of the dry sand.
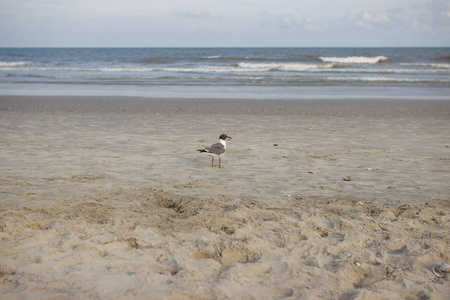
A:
[1,96,449,299]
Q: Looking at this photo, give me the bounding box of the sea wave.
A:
[4,61,447,74]
[5,75,447,87]
[435,56,450,61]
[205,55,269,61]
[328,76,450,83]
[2,64,448,75]
[236,62,337,72]
[400,63,450,69]
[0,67,160,72]
[0,64,336,73]
[138,58,177,64]
[319,56,388,64]
[0,61,32,67]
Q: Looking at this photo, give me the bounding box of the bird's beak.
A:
[227,136,232,139]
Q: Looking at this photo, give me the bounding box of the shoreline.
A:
[1,95,450,118]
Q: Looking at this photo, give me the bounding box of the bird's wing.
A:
[205,142,225,155]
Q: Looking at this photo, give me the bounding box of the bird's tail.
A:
[197,149,207,153]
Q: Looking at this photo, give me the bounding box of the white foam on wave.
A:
[16,63,334,73]
[0,61,32,67]
[237,62,335,72]
[328,76,450,83]
[0,65,329,73]
[0,67,160,72]
[400,63,450,69]
[319,56,388,64]
[2,62,447,77]
[0,66,234,73]
[328,68,449,74]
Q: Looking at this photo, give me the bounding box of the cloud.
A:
[272,13,321,31]
[362,12,389,23]
[281,14,303,26]
[182,10,212,19]
[384,2,450,35]
[1,0,449,47]
[357,11,389,29]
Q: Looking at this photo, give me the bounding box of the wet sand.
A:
[1,96,449,299]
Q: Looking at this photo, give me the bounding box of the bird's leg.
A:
[211,157,214,167]
[219,157,221,168]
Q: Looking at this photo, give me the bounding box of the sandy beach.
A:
[1,96,449,299]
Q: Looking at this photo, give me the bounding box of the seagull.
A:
[197,134,232,168]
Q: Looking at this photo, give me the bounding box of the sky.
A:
[1,0,449,47]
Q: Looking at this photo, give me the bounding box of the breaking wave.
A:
[319,56,388,64]
[236,62,337,72]
[400,63,450,69]
[0,61,32,67]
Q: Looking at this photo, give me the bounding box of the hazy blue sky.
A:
[1,0,449,47]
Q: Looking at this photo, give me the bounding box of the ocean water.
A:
[0,47,449,100]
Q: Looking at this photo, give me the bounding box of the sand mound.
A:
[1,185,449,299]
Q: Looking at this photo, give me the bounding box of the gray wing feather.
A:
[205,142,225,155]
